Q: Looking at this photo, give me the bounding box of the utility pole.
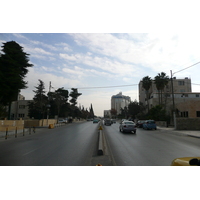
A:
[170,70,175,111]
[170,70,176,129]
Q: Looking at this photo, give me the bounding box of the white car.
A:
[119,121,137,133]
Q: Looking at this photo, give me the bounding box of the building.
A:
[139,77,200,118]
[10,94,33,119]
[104,110,111,118]
[111,92,131,115]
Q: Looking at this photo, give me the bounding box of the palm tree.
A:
[142,76,152,112]
[154,72,169,105]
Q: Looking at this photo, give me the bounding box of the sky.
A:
[2,0,200,196]
[1,33,200,116]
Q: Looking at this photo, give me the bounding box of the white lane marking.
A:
[23,148,39,156]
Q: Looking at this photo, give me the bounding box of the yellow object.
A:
[171,157,200,166]
[48,124,54,129]
[99,126,103,130]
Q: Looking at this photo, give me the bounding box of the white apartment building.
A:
[111,92,131,115]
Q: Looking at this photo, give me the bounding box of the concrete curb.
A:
[98,122,104,155]
[98,129,103,155]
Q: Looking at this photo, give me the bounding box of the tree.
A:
[28,79,48,119]
[154,72,169,105]
[0,41,33,118]
[141,76,152,112]
[0,41,33,119]
[128,100,142,119]
[110,108,117,118]
[69,88,82,106]
[89,104,95,118]
[48,87,69,118]
[69,88,82,118]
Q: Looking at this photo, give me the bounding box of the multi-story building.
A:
[10,94,33,120]
[104,110,111,118]
[139,77,200,118]
[111,92,131,115]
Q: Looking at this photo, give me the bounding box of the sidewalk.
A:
[157,126,200,138]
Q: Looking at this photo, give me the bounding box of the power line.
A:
[173,61,200,75]
[67,84,138,90]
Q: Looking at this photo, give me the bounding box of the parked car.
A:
[58,119,65,123]
[143,120,157,130]
[171,157,200,166]
[104,119,112,126]
[119,121,136,133]
[136,120,146,128]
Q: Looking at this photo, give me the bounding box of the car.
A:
[58,119,65,123]
[104,119,112,126]
[143,120,157,130]
[111,119,116,123]
[171,157,200,166]
[136,120,146,128]
[93,119,99,123]
[119,121,136,133]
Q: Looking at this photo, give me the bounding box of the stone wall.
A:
[24,119,57,128]
[0,119,58,131]
[0,119,24,131]
[176,118,200,130]
[156,121,167,127]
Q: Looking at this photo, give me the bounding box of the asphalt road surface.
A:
[1,121,200,166]
[103,122,200,166]
[0,121,99,166]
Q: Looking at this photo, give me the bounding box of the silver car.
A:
[119,121,136,133]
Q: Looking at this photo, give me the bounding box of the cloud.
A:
[55,42,72,52]
[60,52,140,78]
[69,33,200,76]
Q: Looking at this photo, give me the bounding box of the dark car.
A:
[104,119,112,126]
[136,120,146,128]
[119,121,136,133]
[93,119,99,123]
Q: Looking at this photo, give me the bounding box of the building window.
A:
[19,105,25,109]
[180,111,188,117]
[196,94,200,97]
[196,111,200,117]
[18,114,25,118]
[178,81,185,85]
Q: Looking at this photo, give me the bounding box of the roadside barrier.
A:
[98,125,104,155]
[4,127,36,139]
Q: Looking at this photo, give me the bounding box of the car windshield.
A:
[124,122,134,124]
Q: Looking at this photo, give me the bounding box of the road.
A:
[1,121,200,166]
[103,122,200,166]
[0,121,99,166]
